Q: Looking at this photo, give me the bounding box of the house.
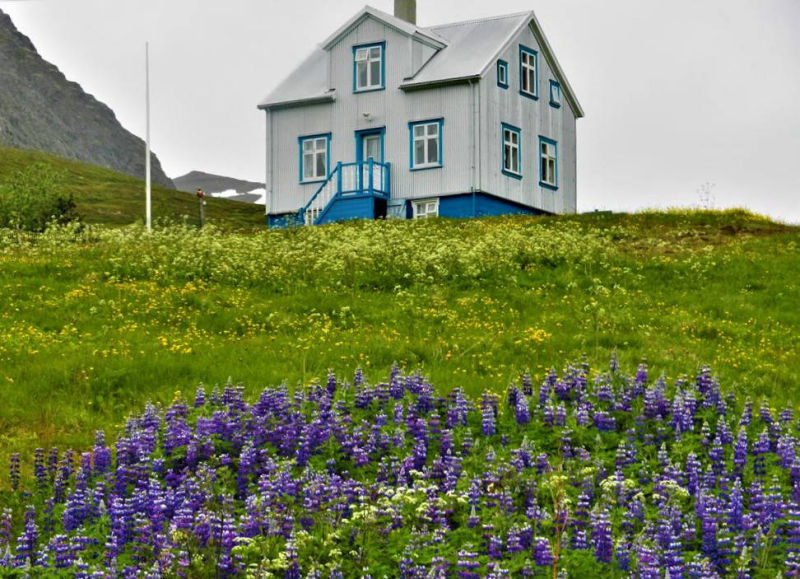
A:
[257,0,583,226]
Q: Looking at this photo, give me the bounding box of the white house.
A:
[258,0,583,226]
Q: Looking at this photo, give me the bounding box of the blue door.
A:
[355,128,385,192]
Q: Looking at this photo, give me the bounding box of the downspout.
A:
[469,78,482,217]
[265,108,273,219]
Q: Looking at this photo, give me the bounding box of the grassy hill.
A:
[0,146,265,229]
[0,209,797,486]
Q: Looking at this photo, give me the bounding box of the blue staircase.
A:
[299,160,391,226]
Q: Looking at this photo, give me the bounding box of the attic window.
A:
[497,60,509,89]
[353,42,385,92]
[519,45,539,99]
[549,80,562,108]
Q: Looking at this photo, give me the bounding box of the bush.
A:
[0,162,79,231]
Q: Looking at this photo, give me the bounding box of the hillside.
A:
[0,9,173,187]
[0,210,797,478]
[0,146,265,228]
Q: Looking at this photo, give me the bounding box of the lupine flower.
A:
[533,537,554,566]
[591,507,613,564]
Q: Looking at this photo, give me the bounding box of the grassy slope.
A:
[0,146,265,229]
[0,209,798,489]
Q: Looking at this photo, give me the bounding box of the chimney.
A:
[394,0,417,25]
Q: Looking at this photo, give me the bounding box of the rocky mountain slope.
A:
[0,9,173,188]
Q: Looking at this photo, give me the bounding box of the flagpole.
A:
[145,41,152,231]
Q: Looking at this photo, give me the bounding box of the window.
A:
[519,45,538,99]
[539,136,558,190]
[409,119,443,170]
[353,42,385,92]
[413,198,439,219]
[497,59,509,89]
[549,80,561,108]
[298,133,330,182]
[502,123,521,178]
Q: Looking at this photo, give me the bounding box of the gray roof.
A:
[401,12,531,88]
[258,5,583,118]
[258,48,332,110]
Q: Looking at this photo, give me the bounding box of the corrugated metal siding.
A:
[269,17,474,215]
[480,23,577,215]
[266,15,578,217]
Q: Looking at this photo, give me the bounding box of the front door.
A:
[362,134,381,163]
[356,129,385,192]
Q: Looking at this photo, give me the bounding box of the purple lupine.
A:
[522,372,533,396]
[34,448,47,492]
[456,548,481,578]
[533,537,554,566]
[591,507,613,563]
[481,401,495,437]
[515,396,530,425]
[14,506,38,567]
[570,489,591,550]
[9,453,20,492]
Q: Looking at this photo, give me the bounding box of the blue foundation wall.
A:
[268,192,543,227]
[437,192,543,219]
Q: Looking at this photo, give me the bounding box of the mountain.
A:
[0,9,173,188]
[174,170,263,196]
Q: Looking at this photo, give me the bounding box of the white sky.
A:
[2,0,799,222]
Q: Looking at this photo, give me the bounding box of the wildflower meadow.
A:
[0,209,798,576]
[3,361,800,577]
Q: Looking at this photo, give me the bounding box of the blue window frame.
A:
[409,118,443,171]
[497,59,509,89]
[501,123,522,179]
[549,80,562,108]
[519,45,539,100]
[353,42,386,93]
[298,133,331,183]
[539,136,558,190]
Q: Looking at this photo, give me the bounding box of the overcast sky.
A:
[2,0,798,222]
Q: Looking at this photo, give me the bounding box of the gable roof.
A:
[258,48,332,110]
[321,5,447,50]
[259,5,583,118]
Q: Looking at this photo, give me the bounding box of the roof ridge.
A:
[426,10,532,30]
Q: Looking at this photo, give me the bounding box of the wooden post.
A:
[196,188,206,228]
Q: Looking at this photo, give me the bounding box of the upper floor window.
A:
[549,80,562,108]
[409,118,443,170]
[497,59,509,89]
[502,123,522,179]
[298,133,330,183]
[539,136,558,190]
[519,45,538,99]
[353,42,385,92]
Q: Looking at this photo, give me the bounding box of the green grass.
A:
[0,209,798,488]
[0,146,265,229]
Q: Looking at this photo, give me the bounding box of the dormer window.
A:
[353,42,385,92]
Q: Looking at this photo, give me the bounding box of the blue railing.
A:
[300,160,391,226]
